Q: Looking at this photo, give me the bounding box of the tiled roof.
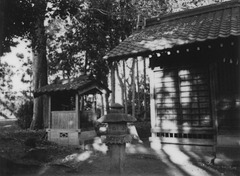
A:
[104,0,240,60]
[34,75,110,97]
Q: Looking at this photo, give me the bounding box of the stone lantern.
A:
[98,103,136,175]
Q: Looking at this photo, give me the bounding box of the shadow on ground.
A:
[2,137,238,176]
[0,120,239,176]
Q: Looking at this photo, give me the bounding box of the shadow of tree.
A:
[37,138,229,176]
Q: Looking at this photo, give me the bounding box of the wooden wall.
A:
[150,66,215,146]
[215,60,240,134]
[154,66,212,128]
[51,111,77,129]
[149,36,240,149]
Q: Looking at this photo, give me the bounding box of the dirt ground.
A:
[0,120,239,176]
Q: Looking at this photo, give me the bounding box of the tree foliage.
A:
[0,61,15,119]
[0,0,230,124]
[1,0,82,128]
[47,0,136,83]
[16,53,33,100]
[16,100,33,129]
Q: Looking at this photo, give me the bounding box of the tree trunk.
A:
[0,0,5,57]
[30,8,48,129]
[116,62,125,108]
[84,51,88,75]
[123,60,127,114]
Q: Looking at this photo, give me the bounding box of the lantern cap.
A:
[98,113,136,123]
[110,103,124,109]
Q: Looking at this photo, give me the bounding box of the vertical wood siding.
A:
[51,111,77,129]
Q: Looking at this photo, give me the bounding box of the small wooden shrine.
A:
[104,0,240,158]
[34,75,110,146]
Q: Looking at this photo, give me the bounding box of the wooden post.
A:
[103,94,108,115]
[100,94,104,116]
[149,68,156,132]
[131,59,136,117]
[149,67,161,150]
[48,95,51,129]
[143,57,147,120]
[75,93,79,129]
[123,60,128,114]
[209,62,218,157]
[136,57,140,118]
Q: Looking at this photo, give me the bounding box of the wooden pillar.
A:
[209,63,218,155]
[149,68,161,150]
[111,62,116,104]
[93,94,96,112]
[100,94,104,116]
[149,68,156,133]
[131,59,136,117]
[143,57,147,120]
[123,60,128,114]
[136,57,140,118]
[48,95,51,129]
[75,93,80,129]
[102,93,108,115]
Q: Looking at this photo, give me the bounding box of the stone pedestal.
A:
[109,144,126,174]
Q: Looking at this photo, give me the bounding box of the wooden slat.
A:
[51,111,77,129]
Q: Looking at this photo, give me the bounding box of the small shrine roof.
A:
[104,0,240,61]
[34,75,110,97]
